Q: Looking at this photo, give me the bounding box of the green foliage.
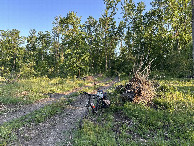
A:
[165,42,193,77]
[0,0,192,78]
[0,29,25,76]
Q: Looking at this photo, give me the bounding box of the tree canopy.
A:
[0,0,193,78]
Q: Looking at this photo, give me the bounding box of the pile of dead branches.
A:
[115,57,156,106]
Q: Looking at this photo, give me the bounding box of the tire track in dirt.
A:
[13,95,88,146]
[0,98,55,125]
[0,84,88,125]
[0,78,117,125]
[10,78,118,146]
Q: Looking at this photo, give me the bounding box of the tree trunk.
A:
[105,19,108,72]
[192,0,194,75]
[13,55,16,72]
[105,34,108,72]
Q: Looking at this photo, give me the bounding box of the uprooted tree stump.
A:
[116,73,155,106]
[132,73,155,105]
[115,57,156,106]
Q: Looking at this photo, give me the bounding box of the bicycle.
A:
[82,90,110,114]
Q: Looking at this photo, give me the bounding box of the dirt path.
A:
[0,83,90,125]
[0,99,56,125]
[13,95,87,146]
[2,78,118,145]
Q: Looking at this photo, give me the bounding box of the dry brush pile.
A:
[115,59,156,106]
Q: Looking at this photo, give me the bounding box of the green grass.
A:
[120,103,193,145]
[73,78,194,145]
[0,98,72,145]
[0,77,91,105]
[73,112,117,146]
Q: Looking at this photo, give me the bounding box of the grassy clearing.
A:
[0,98,73,145]
[73,79,194,145]
[0,77,92,105]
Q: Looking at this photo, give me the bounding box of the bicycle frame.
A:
[83,92,104,114]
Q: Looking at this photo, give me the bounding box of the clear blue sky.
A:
[0,0,152,37]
